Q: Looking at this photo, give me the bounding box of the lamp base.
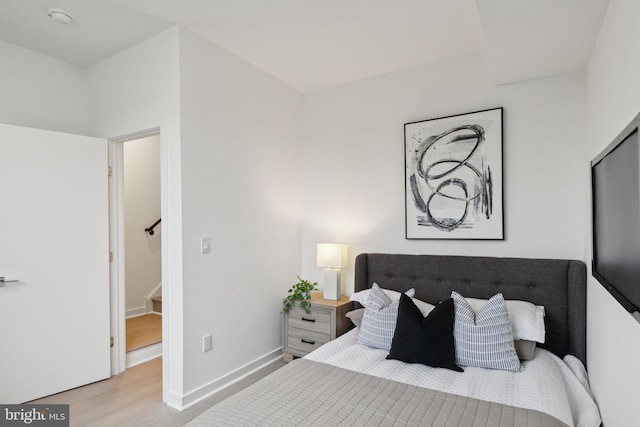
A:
[323,268,341,300]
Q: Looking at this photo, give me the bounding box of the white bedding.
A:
[305,329,601,427]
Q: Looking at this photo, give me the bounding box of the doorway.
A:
[109,129,164,378]
[122,134,162,367]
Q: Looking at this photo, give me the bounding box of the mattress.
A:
[187,357,571,427]
[305,329,601,427]
[186,329,600,427]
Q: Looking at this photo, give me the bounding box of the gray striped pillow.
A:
[356,284,415,350]
[451,291,523,372]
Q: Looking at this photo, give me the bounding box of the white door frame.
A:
[109,126,165,376]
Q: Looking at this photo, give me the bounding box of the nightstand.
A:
[282,292,353,362]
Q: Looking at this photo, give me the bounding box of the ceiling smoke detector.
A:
[47,8,73,24]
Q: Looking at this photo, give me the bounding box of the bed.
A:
[187,253,601,427]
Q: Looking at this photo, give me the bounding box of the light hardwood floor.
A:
[126,313,162,352]
[30,357,286,426]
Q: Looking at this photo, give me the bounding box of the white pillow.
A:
[350,284,434,316]
[412,299,435,317]
[350,285,402,306]
[465,297,545,343]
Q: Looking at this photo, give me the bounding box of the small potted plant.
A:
[282,276,318,314]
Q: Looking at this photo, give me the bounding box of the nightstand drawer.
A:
[287,327,330,353]
[287,307,331,334]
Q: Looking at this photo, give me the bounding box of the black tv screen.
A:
[592,113,640,315]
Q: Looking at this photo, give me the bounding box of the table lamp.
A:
[317,243,347,300]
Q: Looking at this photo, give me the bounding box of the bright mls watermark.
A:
[0,405,69,426]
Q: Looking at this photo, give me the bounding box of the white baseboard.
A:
[167,347,282,410]
[165,391,183,411]
[126,342,162,368]
[126,306,147,318]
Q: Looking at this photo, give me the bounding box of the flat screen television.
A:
[591,112,640,317]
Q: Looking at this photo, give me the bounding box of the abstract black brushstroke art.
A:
[405,108,503,239]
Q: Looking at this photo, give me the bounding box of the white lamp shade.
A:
[316,243,347,268]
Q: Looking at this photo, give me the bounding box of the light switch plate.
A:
[202,334,212,352]
[201,236,211,254]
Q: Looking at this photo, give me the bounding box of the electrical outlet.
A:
[202,334,212,352]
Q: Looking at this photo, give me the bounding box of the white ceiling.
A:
[477,0,611,85]
[0,0,174,68]
[0,0,610,92]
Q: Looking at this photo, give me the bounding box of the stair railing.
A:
[145,218,161,235]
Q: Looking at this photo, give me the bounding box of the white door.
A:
[0,123,110,403]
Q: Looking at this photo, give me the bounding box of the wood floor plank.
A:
[126,313,162,352]
[30,357,286,426]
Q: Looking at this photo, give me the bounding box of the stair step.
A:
[151,296,162,313]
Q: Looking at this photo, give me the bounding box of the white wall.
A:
[124,135,162,316]
[86,24,303,408]
[86,26,184,404]
[3,23,301,408]
[178,28,302,400]
[586,0,640,425]
[301,52,587,293]
[0,41,87,135]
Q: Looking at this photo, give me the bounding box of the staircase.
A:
[151,296,162,313]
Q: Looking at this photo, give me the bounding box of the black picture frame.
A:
[404,107,504,240]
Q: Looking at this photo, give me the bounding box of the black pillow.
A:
[386,294,463,372]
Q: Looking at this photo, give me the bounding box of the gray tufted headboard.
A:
[354,253,587,365]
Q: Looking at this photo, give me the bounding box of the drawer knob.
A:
[301,317,316,323]
[301,339,315,345]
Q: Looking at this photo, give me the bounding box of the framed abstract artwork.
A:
[404,107,503,240]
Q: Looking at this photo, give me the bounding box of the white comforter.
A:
[305,329,600,427]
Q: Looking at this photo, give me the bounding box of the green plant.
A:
[282,276,318,314]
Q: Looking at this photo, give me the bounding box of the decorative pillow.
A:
[345,308,364,328]
[451,291,523,372]
[356,284,415,350]
[387,295,463,372]
[514,340,536,361]
[466,297,546,343]
[350,284,434,316]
